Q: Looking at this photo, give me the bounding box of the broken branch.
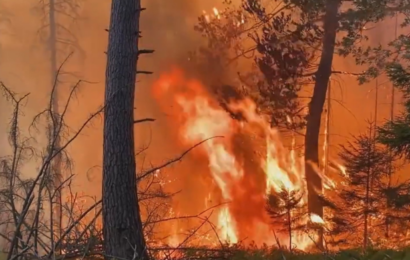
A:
[134,118,155,124]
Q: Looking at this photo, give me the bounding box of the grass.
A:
[3,247,410,260]
[228,248,410,260]
[169,247,410,260]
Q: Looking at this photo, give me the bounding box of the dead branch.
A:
[134,118,156,124]
[138,49,154,56]
[302,70,364,78]
[136,70,153,75]
[165,212,213,259]
[49,200,102,258]
[138,136,223,181]
[0,54,108,260]
[146,202,228,227]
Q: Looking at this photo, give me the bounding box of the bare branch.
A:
[138,49,154,55]
[136,70,153,75]
[134,118,155,124]
[138,136,223,181]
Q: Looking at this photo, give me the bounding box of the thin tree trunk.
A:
[287,207,292,252]
[385,13,399,238]
[363,211,368,248]
[323,82,331,176]
[102,0,148,259]
[304,0,340,248]
[364,168,370,249]
[364,129,373,249]
[49,0,63,252]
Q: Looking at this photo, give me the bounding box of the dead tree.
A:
[0,72,104,259]
[36,0,83,248]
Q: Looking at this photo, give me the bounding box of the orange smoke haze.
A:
[0,0,406,250]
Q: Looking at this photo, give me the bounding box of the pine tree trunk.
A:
[304,0,340,247]
[102,0,148,259]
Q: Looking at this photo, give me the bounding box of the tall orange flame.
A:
[152,68,328,250]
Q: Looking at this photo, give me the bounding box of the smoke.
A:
[0,0,406,246]
[0,0,220,189]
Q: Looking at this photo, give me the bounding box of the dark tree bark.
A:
[304,0,340,247]
[102,0,148,259]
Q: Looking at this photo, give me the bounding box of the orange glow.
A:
[151,68,331,250]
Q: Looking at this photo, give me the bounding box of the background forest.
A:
[1,0,410,260]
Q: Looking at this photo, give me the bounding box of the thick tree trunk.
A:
[102,0,148,259]
[304,0,340,247]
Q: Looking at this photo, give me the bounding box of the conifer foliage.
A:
[327,123,410,248]
[266,188,306,251]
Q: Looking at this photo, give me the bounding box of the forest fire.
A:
[151,68,330,250]
[2,0,410,259]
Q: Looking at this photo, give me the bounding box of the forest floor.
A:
[225,249,410,260]
[4,247,410,260]
[165,247,410,260]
